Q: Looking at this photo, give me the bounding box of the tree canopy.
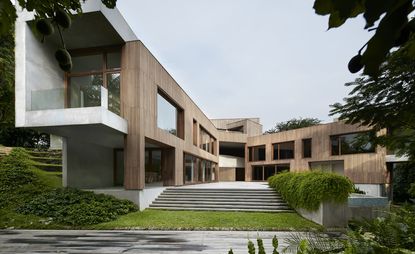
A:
[0,0,117,36]
[330,47,415,160]
[265,118,321,134]
[313,0,415,77]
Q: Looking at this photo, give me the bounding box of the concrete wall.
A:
[219,167,236,181]
[24,23,65,111]
[65,138,114,188]
[297,202,348,228]
[219,155,244,168]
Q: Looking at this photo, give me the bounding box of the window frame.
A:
[65,46,122,112]
[272,141,295,160]
[330,131,376,156]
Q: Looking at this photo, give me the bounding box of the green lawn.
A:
[91,209,322,231]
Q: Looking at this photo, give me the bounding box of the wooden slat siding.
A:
[121,42,145,190]
[219,167,236,181]
[245,121,386,184]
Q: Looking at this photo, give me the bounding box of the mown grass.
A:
[91,209,322,231]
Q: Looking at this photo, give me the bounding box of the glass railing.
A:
[30,85,120,116]
[31,88,65,110]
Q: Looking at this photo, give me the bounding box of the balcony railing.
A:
[30,85,120,115]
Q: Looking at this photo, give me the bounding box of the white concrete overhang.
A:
[23,107,127,148]
[219,155,245,168]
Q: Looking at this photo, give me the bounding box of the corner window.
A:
[273,141,294,160]
[302,139,312,158]
[67,49,121,115]
[331,131,375,155]
[248,145,266,162]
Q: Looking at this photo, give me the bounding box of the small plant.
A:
[248,240,256,254]
[272,235,279,254]
[257,238,266,254]
[228,248,234,254]
[352,185,366,194]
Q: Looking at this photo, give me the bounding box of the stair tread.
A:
[148,207,294,213]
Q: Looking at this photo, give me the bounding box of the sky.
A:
[117,0,372,131]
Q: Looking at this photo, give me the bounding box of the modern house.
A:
[15,1,404,209]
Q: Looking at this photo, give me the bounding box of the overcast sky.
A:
[117,0,371,131]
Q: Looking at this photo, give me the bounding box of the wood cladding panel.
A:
[245,122,386,184]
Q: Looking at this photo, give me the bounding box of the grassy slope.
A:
[0,166,63,229]
[92,210,322,231]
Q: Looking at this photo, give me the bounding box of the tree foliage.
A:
[330,48,415,161]
[264,118,321,134]
[0,0,117,36]
[313,0,415,77]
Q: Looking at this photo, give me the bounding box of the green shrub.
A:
[0,147,32,171]
[17,188,138,225]
[268,171,353,211]
[409,183,415,198]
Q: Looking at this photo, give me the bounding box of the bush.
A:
[17,188,138,225]
[0,147,33,171]
[268,171,353,211]
[393,162,415,202]
[409,183,415,198]
[0,148,42,208]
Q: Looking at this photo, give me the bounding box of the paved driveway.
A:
[0,230,296,253]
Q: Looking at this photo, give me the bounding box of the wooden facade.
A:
[120,41,219,190]
[245,122,387,184]
[119,41,387,189]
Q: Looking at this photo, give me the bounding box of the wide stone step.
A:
[149,203,291,210]
[152,200,287,206]
[159,194,281,200]
[147,207,294,213]
[155,197,285,202]
[163,192,277,196]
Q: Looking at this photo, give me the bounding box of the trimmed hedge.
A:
[268,171,353,211]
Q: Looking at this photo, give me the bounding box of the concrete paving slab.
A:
[0,230,301,254]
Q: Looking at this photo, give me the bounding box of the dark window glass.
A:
[72,54,102,72]
[249,145,266,161]
[331,132,375,155]
[302,139,312,158]
[331,136,340,155]
[264,165,276,180]
[273,141,294,160]
[273,144,278,160]
[253,166,263,180]
[279,142,294,159]
[107,51,121,69]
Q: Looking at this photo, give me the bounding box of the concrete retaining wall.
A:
[296,194,389,228]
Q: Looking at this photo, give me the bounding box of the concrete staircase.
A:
[148,187,293,212]
[26,149,62,172]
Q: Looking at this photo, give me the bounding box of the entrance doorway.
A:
[235,168,245,181]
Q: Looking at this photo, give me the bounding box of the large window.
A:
[200,126,216,154]
[273,141,294,160]
[184,153,215,184]
[67,49,121,115]
[302,139,312,158]
[252,164,290,181]
[157,91,184,139]
[248,145,266,161]
[331,131,375,155]
[145,149,162,183]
